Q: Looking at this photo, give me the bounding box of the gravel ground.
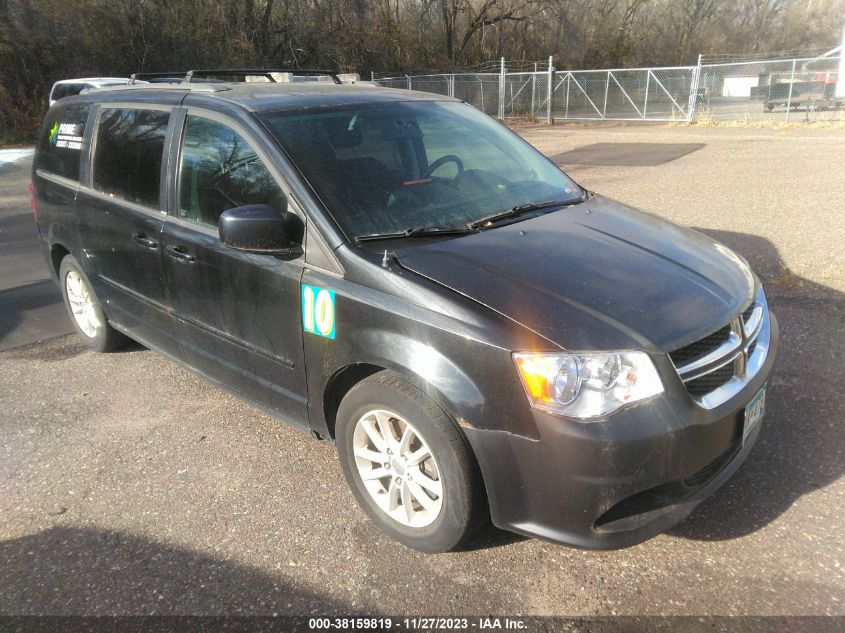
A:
[0,125,843,618]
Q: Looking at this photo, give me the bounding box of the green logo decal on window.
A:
[48,122,59,145]
[302,284,336,339]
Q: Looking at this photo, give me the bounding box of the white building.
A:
[721,67,760,98]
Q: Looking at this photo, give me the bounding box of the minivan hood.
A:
[395,195,756,352]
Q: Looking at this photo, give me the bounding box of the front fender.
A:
[301,270,541,441]
[319,330,485,438]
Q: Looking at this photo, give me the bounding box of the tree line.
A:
[1,0,843,143]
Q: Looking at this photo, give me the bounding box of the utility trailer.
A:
[753,71,842,112]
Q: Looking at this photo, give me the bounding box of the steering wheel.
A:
[425,154,464,178]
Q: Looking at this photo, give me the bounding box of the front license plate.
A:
[743,384,767,444]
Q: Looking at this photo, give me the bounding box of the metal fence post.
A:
[405,74,412,90]
[547,56,553,123]
[450,74,455,98]
[838,21,845,99]
[498,57,506,119]
[370,71,375,82]
[643,70,651,118]
[785,59,797,122]
[531,62,537,119]
[565,74,570,118]
[688,54,702,121]
[603,70,610,117]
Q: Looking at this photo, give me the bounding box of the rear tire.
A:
[336,371,486,553]
[59,254,128,353]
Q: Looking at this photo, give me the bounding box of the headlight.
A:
[512,351,664,420]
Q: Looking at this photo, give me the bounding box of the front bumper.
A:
[464,312,779,549]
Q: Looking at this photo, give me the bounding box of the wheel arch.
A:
[319,335,485,442]
[322,362,385,440]
[49,242,71,277]
[44,221,84,281]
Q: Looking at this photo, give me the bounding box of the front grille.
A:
[669,324,732,368]
[742,303,755,323]
[685,362,735,397]
[670,291,767,407]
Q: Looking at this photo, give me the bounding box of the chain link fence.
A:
[378,73,503,115]
[374,54,844,124]
[696,56,842,123]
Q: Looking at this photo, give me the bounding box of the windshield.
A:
[261,101,582,239]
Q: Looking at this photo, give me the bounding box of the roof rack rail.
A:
[128,68,342,86]
[185,69,341,84]
[87,83,229,96]
[129,72,190,84]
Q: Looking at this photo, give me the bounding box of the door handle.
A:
[132,232,158,249]
[166,245,196,263]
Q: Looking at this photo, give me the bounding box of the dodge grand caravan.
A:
[31,72,778,552]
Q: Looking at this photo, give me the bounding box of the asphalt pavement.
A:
[0,127,843,620]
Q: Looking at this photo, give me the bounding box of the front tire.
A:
[336,371,486,553]
[59,254,128,353]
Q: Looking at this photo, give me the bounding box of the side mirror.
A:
[218,204,303,255]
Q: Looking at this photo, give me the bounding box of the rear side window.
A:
[36,104,90,181]
[93,108,170,208]
[177,115,287,228]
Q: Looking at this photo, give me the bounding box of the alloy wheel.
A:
[352,409,444,528]
[65,270,101,338]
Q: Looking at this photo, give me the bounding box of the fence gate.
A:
[538,66,697,121]
[377,64,698,122]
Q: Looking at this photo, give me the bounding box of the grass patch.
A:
[683,119,845,130]
[669,106,845,130]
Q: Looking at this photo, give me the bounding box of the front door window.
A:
[178,115,288,229]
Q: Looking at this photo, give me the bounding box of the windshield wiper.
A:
[355,225,475,242]
[467,197,585,230]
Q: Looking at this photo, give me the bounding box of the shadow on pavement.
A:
[457,523,527,552]
[0,525,354,615]
[0,279,71,351]
[671,229,844,541]
[0,161,24,177]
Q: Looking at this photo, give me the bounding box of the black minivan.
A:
[32,74,778,552]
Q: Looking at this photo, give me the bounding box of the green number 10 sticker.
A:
[302,284,336,339]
